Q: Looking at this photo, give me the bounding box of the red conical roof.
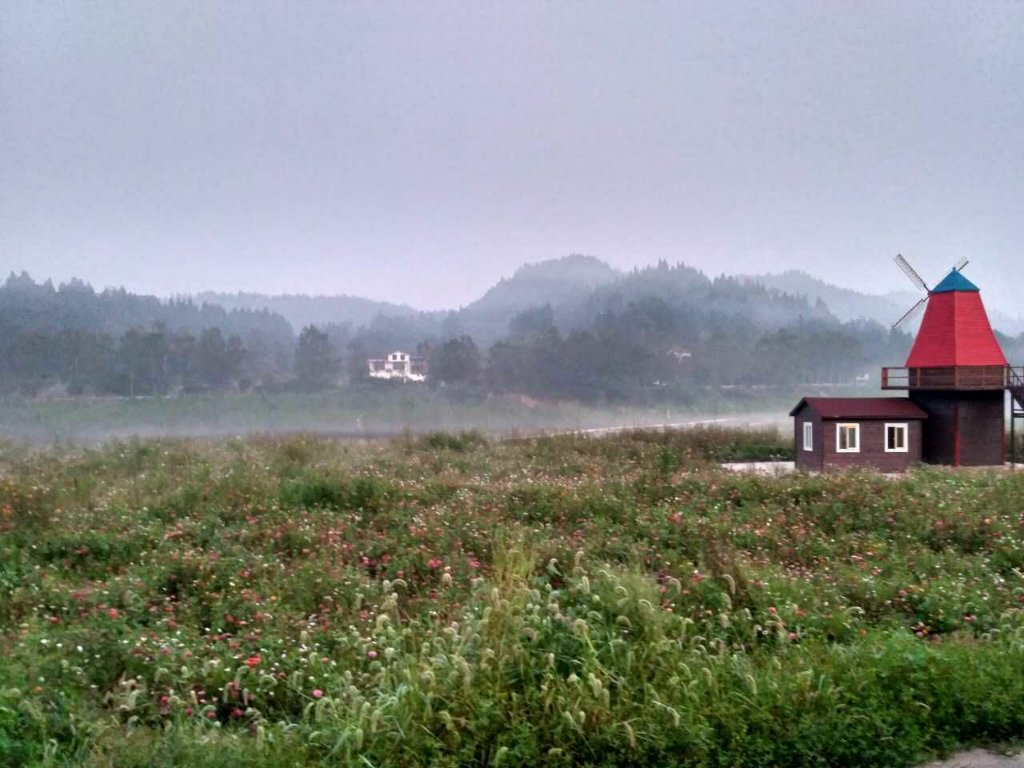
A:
[905,284,1007,368]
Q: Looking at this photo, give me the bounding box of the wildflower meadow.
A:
[2,428,1024,766]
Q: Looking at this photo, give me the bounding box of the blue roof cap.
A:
[931,269,979,293]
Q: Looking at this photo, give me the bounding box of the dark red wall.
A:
[792,407,923,472]
[910,390,1005,466]
[957,391,1005,465]
[912,393,957,464]
[820,420,923,472]
[793,411,824,471]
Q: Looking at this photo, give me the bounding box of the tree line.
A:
[8,271,1021,403]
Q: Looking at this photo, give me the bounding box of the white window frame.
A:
[802,421,813,452]
[836,423,860,453]
[885,422,909,453]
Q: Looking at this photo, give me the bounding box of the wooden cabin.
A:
[790,397,927,472]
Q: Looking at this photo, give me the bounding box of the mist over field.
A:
[0,387,793,447]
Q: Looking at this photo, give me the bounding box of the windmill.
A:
[881,255,1015,466]
[891,254,969,329]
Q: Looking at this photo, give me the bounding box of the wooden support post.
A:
[1012,399,1016,470]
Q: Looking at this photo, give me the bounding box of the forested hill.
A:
[1,272,292,343]
[194,255,624,340]
[6,259,1020,403]
[466,254,622,315]
[574,262,834,330]
[195,291,417,332]
[346,257,840,352]
[327,257,920,402]
[0,273,294,397]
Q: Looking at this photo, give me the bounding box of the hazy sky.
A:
[3,1,1023,314]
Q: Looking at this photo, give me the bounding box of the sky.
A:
[2,1,1023,314]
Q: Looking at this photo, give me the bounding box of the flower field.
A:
[2,428,1024,767]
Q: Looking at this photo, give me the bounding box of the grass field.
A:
[3,428,1024,766]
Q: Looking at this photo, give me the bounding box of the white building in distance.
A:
[367,351,427,382]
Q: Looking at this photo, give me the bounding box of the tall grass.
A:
[2,428,1023,766]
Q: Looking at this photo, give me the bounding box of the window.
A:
[885,423,909,453]
[802,422,813,451]
[836,423,860,453]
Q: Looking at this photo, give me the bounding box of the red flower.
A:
[245,655,261,668]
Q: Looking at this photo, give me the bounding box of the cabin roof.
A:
[789,397,928,419]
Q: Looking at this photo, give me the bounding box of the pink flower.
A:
[367,650,378,659]
[312,689,323,699]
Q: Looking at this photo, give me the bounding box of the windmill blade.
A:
[893,296,928,329]
[893,254,930,293]
[953,257,969,272]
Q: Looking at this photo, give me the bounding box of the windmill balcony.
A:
[881,365,1022,391]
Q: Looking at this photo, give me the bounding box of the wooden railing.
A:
[881,366,1021,390]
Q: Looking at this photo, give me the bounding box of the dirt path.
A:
[923,749,1024,767]
[562,413,790,438]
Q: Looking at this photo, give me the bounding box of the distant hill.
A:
[15,257,1018,365]
[465,254,621,315]
[744,270,907,325]
[429,254,617,343]
[295,256,844,352]
[581,262,833,330]
[745,270,1024,335]
[195,291,418,332]
[1,272,293,343]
